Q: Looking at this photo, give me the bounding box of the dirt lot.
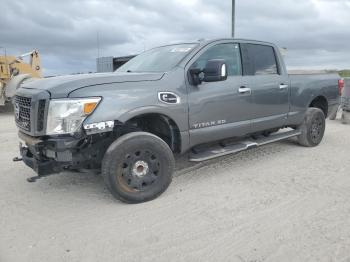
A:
[1,106,350,262]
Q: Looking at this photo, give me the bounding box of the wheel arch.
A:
[309,95,328,117]
[122,112,182,154]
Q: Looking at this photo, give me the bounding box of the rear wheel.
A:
[102,132,175,204]
[341,110,350,124]
[297,108,325,147]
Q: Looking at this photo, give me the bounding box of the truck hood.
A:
[21,72,165,98]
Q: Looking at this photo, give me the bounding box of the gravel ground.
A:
[1,106,350,262]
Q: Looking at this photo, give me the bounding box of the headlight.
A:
[46,97,101,135]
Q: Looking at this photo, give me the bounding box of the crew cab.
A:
[13,39,340,203]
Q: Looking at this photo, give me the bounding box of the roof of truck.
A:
[198,38,275,46]
[156,38,276,49]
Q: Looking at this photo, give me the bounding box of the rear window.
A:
[241,44,279,75]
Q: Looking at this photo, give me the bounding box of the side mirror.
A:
[203,59,227,82]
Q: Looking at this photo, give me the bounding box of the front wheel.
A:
[102,132,175,204]
[297,108,326,147]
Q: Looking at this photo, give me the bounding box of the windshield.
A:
[117,44,197,73]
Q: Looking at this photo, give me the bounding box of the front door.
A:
[187,42,253,147]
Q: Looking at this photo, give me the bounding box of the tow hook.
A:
[13,157,23,162]
[13,156,45,182]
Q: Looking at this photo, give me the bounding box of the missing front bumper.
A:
[17,131,80,177]
[20,146,64,176]
[16,131,109,178]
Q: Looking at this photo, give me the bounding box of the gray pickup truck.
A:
[13,38,340,203]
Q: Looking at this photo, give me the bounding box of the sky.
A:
[1,0,350,76]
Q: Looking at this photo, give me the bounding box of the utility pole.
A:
[0,46,8,73]
[0,46,7,58]
[231,0,235,38]
[97,31,100,59]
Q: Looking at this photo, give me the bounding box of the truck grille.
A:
[14,95,32,132]
[37,99,46,132]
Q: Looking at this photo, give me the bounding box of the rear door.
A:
[241,43,289,132]
[186,42,253,146]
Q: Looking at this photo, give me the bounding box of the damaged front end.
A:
[17,129,117,182]
[12,85,120,181]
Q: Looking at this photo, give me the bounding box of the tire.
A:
[102,132,175,204]
[341,110,350,124]
[297,108,326,147]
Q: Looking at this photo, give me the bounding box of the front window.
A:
[117,44,197,73]
[190,43,242,76]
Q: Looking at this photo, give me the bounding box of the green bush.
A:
[339,70,350,78]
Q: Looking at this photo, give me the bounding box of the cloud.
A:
[1,0,349,75]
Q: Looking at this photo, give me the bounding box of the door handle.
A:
[238,86,251,94]
[279,84,289,90]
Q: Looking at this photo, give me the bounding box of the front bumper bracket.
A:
[19,146,65,181]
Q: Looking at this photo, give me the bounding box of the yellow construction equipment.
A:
[0,50,42,106]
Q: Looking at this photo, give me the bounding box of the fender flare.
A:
[118,105,186,131]
[307,95,328,116]
[118,107,185,153]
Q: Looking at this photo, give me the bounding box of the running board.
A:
[189,129,301,162]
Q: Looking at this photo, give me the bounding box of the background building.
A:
[96,55,136,73]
